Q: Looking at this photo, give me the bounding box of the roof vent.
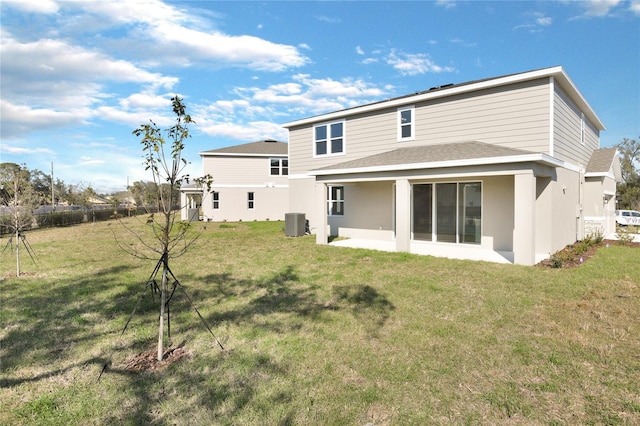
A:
[428,84,454,91]
[265,139,277,143]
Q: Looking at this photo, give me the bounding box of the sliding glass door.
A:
[412,184,432,241]
[412,182,481,244]
[459,182,482,243]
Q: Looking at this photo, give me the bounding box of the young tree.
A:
[0,163,41,276]
[616,137,640,210]
[119,96,212,361]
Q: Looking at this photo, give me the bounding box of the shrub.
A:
[590,229,604,244]
[616,227,635,245]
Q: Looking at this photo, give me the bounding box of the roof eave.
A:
[310,153,564,177]
[199,152,287,157]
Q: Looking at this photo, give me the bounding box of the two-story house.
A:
[282,66,620,266]
[180,139,289,222]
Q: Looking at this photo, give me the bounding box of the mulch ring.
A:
[123,346,191,372]
[537,239,640,268]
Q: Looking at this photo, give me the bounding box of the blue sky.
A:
[1,0,639,193]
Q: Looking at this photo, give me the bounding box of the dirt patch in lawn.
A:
[537,239,640,269]
[123,346,191,372]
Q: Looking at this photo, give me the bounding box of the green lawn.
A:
[1,218,639,425]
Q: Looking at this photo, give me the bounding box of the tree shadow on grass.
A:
[1,263,395,424]
[196,266,394,333]
[0,264,139,375]
[332,284,395,335]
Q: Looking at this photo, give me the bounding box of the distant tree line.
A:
[616,137,640,210]
[0,162,177,235]
[0,162,122,208]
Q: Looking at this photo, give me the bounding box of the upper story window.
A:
[398,106,415,141]
[314,121,344,156]
[270,158,288,176]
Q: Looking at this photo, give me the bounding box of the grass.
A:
[1,218,640,425]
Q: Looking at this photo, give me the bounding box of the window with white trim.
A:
[270,158,288,175]
[314,121,344,156]
[327,185,344,216]
[247,192,254,209]
[398,106,414,141]
[212,191,219,209]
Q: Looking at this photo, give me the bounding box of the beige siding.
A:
[203,155,289,185]
[414,81,550,152]
[553,85,599,166]
[288,79,552,174]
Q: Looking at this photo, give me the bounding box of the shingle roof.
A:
[313,141,537,172]
[585,147,618,174]
[201,139,288,156]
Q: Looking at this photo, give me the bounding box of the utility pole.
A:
[51,162,55,211]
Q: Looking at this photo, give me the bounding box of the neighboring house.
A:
[181,139,289,222]
[282,66,621,266]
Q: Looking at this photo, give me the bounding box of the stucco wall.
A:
[548,167,581,253]
[202,186,288,222]
[483,176,515,252]
[288,177,319,233]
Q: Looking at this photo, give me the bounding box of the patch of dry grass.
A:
[1,218,639,424]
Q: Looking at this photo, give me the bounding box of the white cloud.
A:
[566,0,637,18]
[198,120,288,142]
[94,105,176,128]
[79,157,106,166]
[356,46,365,55]
[0,34,179,137]
[436,0,457,9]
[0,143,55,156]
[193,75,392,141]
[0,100,87,139]
[119,93,173,111]
[536,16,553,26]
[449,38,478,47]
[228,74,387,114]
[514,12,553,32]
[2,0,59,14]
[316,15,341,24]
[578,0,622,17]
[77,0,309,71]
[385,50,456,76]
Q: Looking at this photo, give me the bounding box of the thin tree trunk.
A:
[158,260,168,361]
[15,228,20,277]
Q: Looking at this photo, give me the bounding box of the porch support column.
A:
[513,172,536,265]
[395,178,411,253]
[180,191,188,221]
[315,182,328,245]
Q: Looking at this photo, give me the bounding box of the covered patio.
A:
[310,141,565,266]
